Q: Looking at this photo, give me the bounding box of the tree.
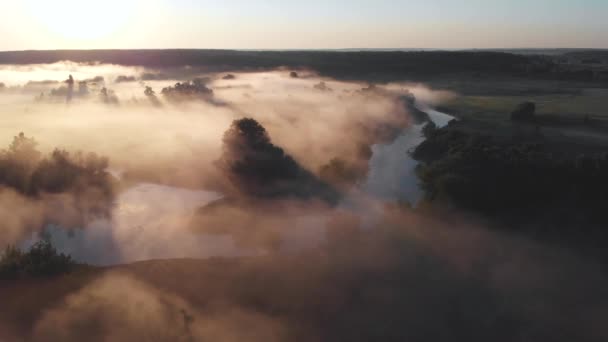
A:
[115,75,137,83]
[0,240,75,279]
[218,118,338,202]
[144,86,156,97]
[65,74,74,103]
[144,86,162,107]
[0,133,114,222]
[100,87,119,104]
[161,79,213,102]
[0,133,41,193]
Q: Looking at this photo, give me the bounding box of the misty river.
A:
[365,105,454,204]
[22,107,454,265]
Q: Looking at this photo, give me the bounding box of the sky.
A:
[0,0,606,50]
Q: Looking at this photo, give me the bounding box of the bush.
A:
[0,240,75,279]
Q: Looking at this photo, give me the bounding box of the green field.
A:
[446,91,608,121]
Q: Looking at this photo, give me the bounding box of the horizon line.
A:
[1,47,607,53]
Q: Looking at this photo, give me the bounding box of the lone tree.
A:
[144,86,156,97]
[144,86,162,107]
[218,118,338,202]
[65,75,74,103]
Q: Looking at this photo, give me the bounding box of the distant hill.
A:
[1,49,605,84]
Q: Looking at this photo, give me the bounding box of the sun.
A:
[25,0,138,40]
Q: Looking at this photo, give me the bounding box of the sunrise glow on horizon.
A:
[0,0,607,50]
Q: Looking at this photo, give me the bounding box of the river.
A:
[364,105,454,205]
[22,106,454,264]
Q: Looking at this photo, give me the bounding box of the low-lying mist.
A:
[0,62,454,263]
[2,61,606,341]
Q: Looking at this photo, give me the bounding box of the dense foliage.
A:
[161,79,213,102]
[218,118,338,202]
[414,126,608,230]
[0,240,74,279]
[0,133,114,218]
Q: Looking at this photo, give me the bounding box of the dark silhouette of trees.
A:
[0,132,41,193]
[141,72,167,81]
[0,133,114,220]
[100,87,119,104]
[161,79,213,102]
[115,75,136,83]
[399,91,430,124]
[0,240,75,279]
[144,86,161,106]
[65,74,74,103]
[144,86,155,97]
[217,118,338,202]
[413,124,608,234]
